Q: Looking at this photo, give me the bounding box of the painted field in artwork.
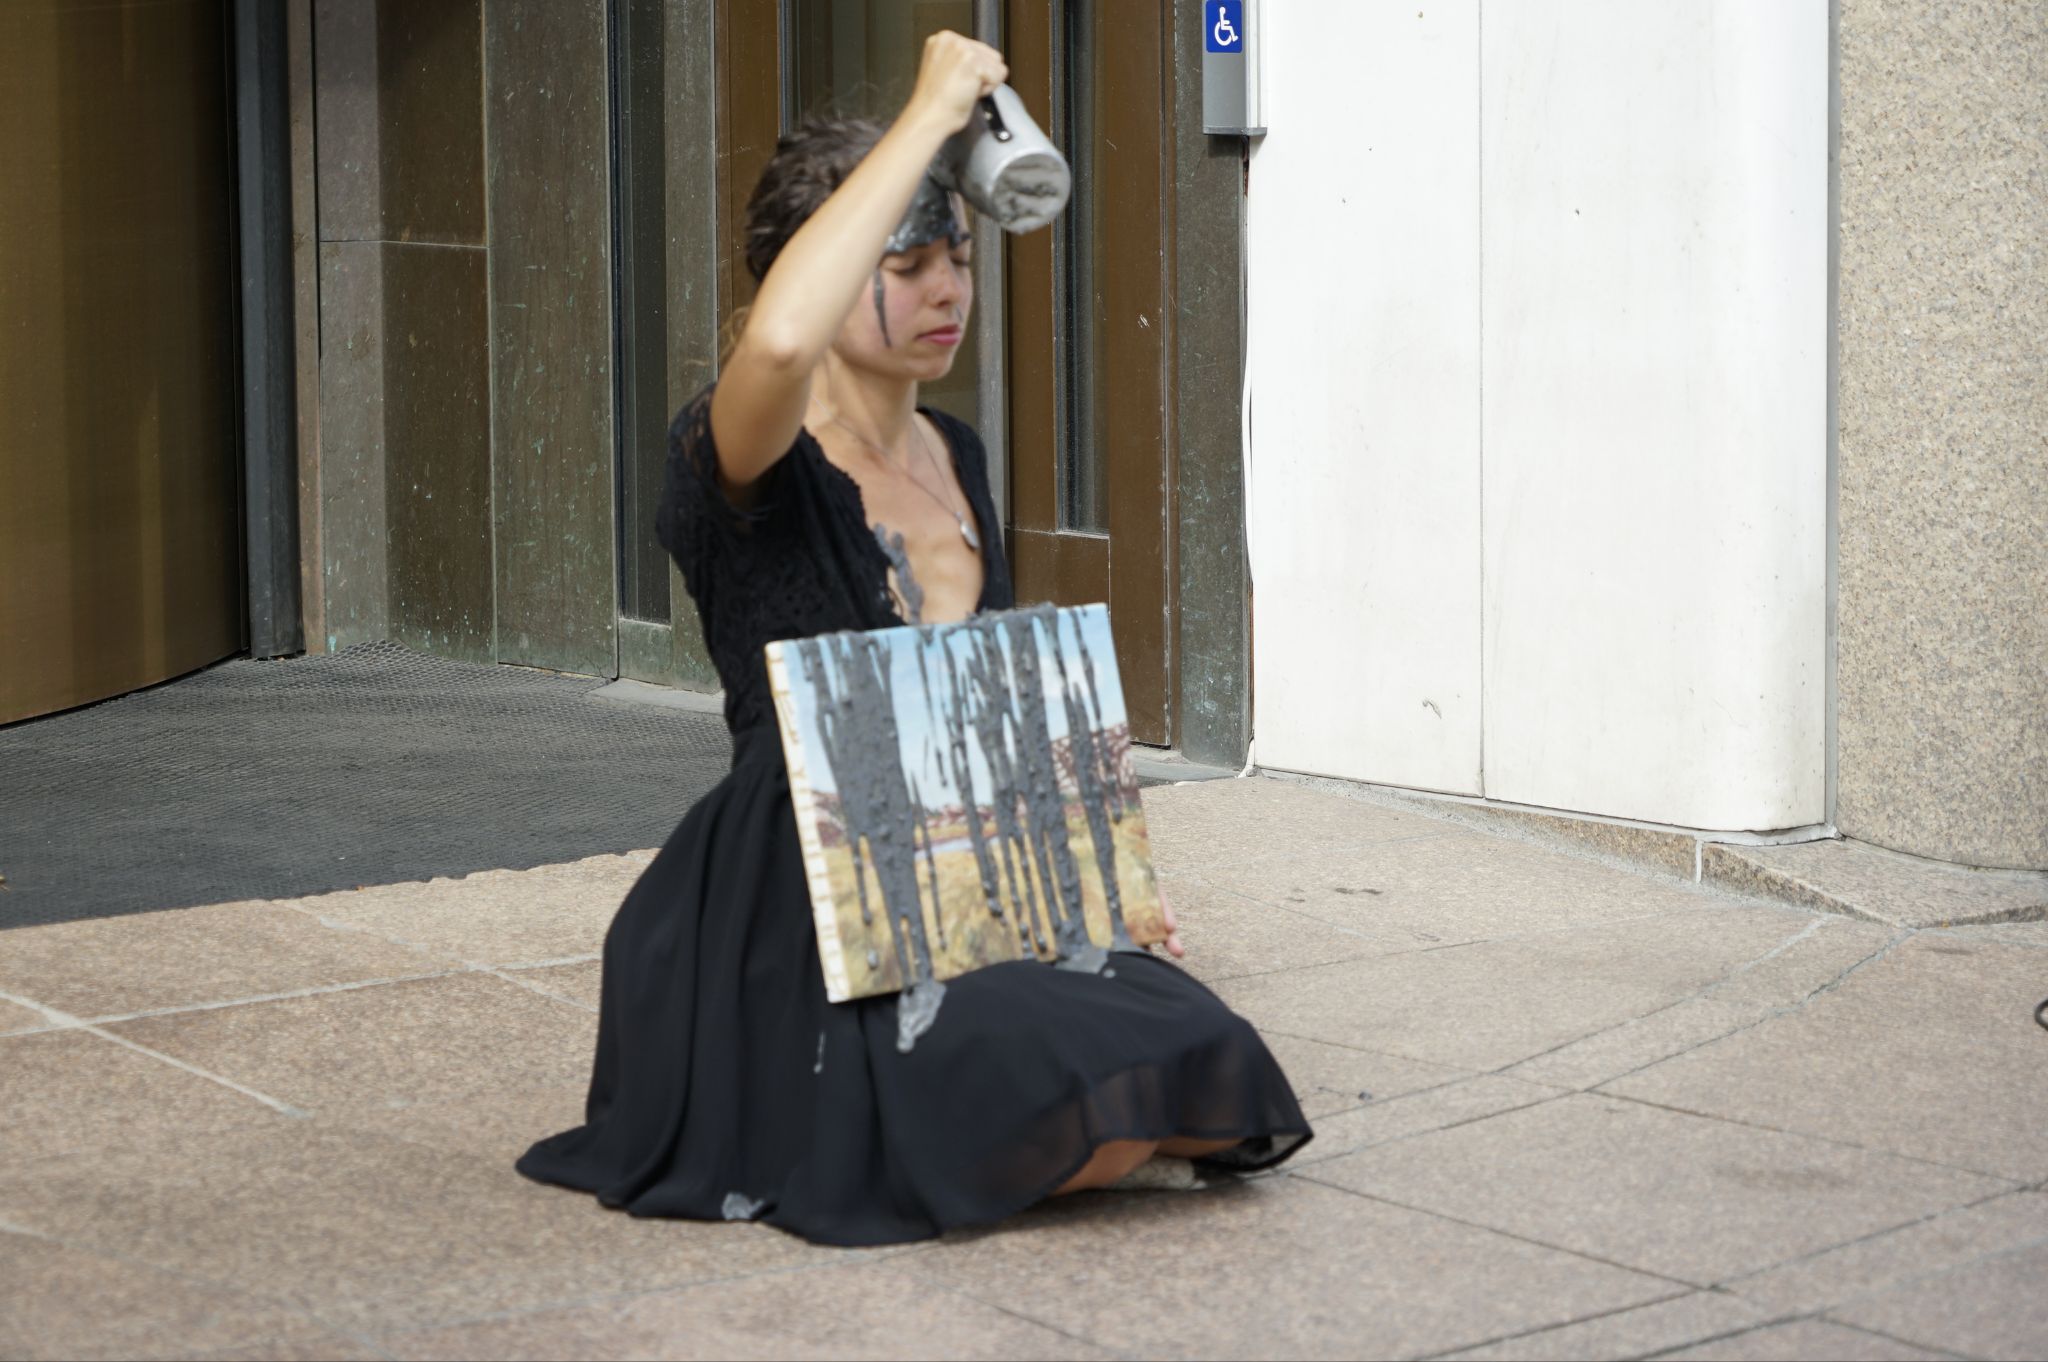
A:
[766,603,1168,1002]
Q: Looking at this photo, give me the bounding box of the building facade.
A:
[3,0,2040,873]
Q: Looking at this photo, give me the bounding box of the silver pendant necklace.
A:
[816,398,980,553]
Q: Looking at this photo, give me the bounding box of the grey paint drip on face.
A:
[876,177,968,351]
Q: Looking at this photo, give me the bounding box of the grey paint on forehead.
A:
[884,176,970,257]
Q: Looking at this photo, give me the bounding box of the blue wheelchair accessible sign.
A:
[1205,0,1244,53]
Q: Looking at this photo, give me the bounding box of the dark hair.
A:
[743,115,888,284]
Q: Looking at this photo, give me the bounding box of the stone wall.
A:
[1834,1,2046,868]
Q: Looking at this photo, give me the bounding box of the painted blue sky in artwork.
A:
[775,604,1127,803]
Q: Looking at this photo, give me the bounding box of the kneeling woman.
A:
[517,31,1310,1246]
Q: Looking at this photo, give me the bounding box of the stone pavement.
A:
[2,775,2043,1360]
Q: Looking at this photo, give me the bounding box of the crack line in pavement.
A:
[1281,1078,1570,1167]
[1637,1311,1973,1362]
[1492,918,1838,1081]
[884,1260,1130,1358]
[0,985,310,1117]
[1707,1184,2043,1301]
[1593,1090,2031,1185]
[70,970,470,1027]
[1287,1177,1707,1293]
[1585,928,1914,1093]
[1406,1287,1706,1362]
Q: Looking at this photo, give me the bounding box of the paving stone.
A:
[1252,1031,1472,1121]
[173,1333,392,1362]
[337,1082,592,1165]
[901,1174,1671,1359]
[1140,777,1453,872]
[1289,1075,1562,1166]
[0,1124,829,1335]
[0,1029,288,1165]
[1723,1190,2048,1315]
[0,900,443,1020]
[1304,1094,2009,1284]
[379,1259,1114,1361]
[1443,1290,1770,1361]
[0,1229,320,1362]
[1605,937,2048,1180]
[0,997,50,1035]
[1507,918,1899,1090]
[1211,908,1805,1072]
[1830,1239,2048,1361]
[100,974,596,1117]
[1702,837,2048,929]
[1156,873,1394,985]
[1203,831,1720,950]
[286,851,650,967]
[503,960,604,1011]
[1664,1318,1955,1360]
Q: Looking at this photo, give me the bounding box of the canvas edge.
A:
[765,639,856,1004]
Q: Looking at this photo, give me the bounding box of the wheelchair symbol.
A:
[1213,8,1239,48]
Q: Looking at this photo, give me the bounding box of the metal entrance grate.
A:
[0,643,732,929]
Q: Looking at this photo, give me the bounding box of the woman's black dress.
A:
[516,387,1311,1246]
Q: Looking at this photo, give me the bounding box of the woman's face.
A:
[835,218,974,382]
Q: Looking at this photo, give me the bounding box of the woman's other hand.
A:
[1156,890,1186,960]
[904,31,1008,135]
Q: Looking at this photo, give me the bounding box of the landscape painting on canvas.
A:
[765,603,1168,1004]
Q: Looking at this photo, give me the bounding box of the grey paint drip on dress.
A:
[722,1192,767,1221]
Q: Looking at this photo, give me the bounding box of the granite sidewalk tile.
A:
[1209,907,1816,1073]
[898,1175,1675,1360]
[0,1123,832,1336]
[0,1028,290,1168]
[282,850,653,967]
[376,1259,1116,1361]
[1603,935,2048,1181]
[0,899,444,1021]
[1301,1093,2011,1284]
[1719,1189,2048,1316]
[5,772,2044,1360]
[1201,829,1725,951]
[1141,776,1454,871]
[97,973,597,1118]
[1826,1238,2048,1362]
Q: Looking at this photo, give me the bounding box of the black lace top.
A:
[656,384,1015,737]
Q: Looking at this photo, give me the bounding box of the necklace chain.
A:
[814,397,981,552]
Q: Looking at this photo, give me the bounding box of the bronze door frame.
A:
[1003,1,1176,746]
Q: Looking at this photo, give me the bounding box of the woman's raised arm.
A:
[707,32,1007,497]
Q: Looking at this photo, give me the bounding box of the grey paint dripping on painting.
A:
[813,1030,826,1075]
[1001,608,1103,971]
[721,1192,767,1221]
[793,604,1142,1032]
[1050,612,1133,948]
[796,628,946,1048]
